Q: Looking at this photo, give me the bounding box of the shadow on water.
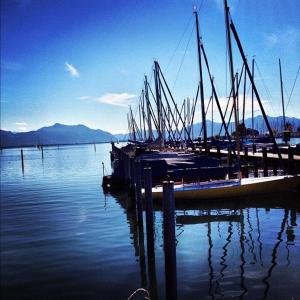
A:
[109,189,300,299]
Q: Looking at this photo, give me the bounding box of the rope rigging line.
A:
[286,64,300,110]
[165,14,193,73]
[254,60,277,116]
[172,23,196,92]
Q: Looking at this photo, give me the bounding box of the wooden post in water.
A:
[272,144,276,154]
[130,157,135,189]
[144,167,154,261]
[243,146,249,177]
[272,160,278,176]
[217,146,221,160]
[254,161,258,177]
[227,147,231,166]
[128,157,136,208]
[124,154,130,186]
[253,143,256,154]
[244,146,248,161]
[242,165,249,178]
[41,145,44,160]
[94,143,96,152]
[288,146,294,175]
[262,147,268,177]
[135,161,143,227]
[163,181,177,300]
[21,149,24,173]
[102,162,105,177]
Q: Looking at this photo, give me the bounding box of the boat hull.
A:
[151,175,300,201]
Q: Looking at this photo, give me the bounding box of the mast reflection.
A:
[107,188,299,299]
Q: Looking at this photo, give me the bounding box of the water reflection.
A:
[110,191,159,299]
[110,190,300,299]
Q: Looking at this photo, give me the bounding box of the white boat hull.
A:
[151,175,300,201]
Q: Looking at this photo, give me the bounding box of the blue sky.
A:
[1,0,299,133]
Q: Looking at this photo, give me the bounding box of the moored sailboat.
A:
[151,175,300,201]
[148,0,300,201]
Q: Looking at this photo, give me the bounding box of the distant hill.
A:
[113,133,128,141]
[191,115,300,137]
[1,116,299,148]
[0,123,116,148]
[124,115,300,139]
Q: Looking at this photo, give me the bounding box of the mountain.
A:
[191,115,300,137]
[1,116,299,148]
[0,123,116,148]
[113,133,128,141]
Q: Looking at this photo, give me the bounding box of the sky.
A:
[1,0,300,133]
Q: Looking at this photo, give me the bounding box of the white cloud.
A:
[15,122,27,126]
[95,93,136,107]
[264,26,300,50]
[65,62,80,78]
[15,122,28,132]
[265,33,279,46]
[77,96,92,100]
[18,126,27,132]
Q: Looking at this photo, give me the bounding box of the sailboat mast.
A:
[224,0,240,160]
[251,58,255,138]
[279,58,286,130]
[242,60,247,125]
[194,10,207,150]
[141,90,147,140]
[154,61,164,147]
[130,106,136,141]
[144,76,153,140]
[229,21,283,161]
[211,81,214,138]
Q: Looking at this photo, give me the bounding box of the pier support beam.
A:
[144,167,154,261]
[163,181,177,300]
[288,146,294,175]
[124,154,131,186]
[262,147,268,177]
[135,161,143,227]
[272,161,278,176]
[254,161,258,177]
[217,146,221,160]
[244,146,248,161]
[21,149,24,173]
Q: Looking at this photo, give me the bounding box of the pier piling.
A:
[124,154,131,186]
[254,161,258,177]
[217,146,221,159]
[163,181,177,300]
[262,147,268,177]
[130,157,135,188]
[227,147,232,166]
[272,161,278,176]
[135,161,143,227]
[144,167,154,261]
[244,146,248,160]
[21,149,24,173]
[288,146,294,174]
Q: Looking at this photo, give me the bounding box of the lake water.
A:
[1,143,300,299]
